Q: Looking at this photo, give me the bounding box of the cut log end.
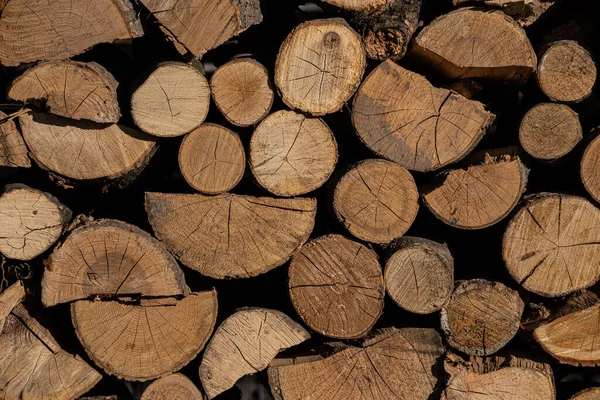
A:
[538,40,597,103]
[581,134,600,204]
[0,111,30,169]
[289,234,384,339]
[333,159,418,243]
[250,110,338,197]
[441,279,524,356]
[131,62,210,137]
[141,373,203,400]
[570,388,600,400]
[519,103,582,160]
[179,124,245,195]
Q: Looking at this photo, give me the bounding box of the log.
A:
[332,158,419,243]
[288,234,384,339]
[441,279,524,356]
[210,58,274,127]
[42,219,186,307]
[503,193,600,297]
[268,328,444,400]
[179,124,245,195]
[384,237,454,314]
[275,18,366,116]
[321,0,389,11]
[8,61,120,124]
[537,40,597,103]
[452,0,556,26]
[249,110,338,197]
[1,283,101,399]
[442,352,555,400]
[199,308,310,399]
[534,302,600,366]
[71,290,218,381]
[411,8,537,85]
[139,0,262,59]
[571,388,600,400]
[131,62,211,138]
[519,103,582,160]
[19,113,156,186]
[0,111,30,169]
[581,133,600,204]
[423,150,528,229]
[145,192,316,279]
[352,60,495,172]
[0,183,71,261]
[141,373,202,400]
[0,0,142,66]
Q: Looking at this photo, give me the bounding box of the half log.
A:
[141,373,203,400]
[0,111,30,169]
[581,133,600,204]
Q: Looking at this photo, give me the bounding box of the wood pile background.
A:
[1,0,600,399]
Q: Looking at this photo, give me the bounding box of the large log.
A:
[0,111,30,169]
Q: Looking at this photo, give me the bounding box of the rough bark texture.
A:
[453,0,557,26]
[141,373,203,400]
[0,111,30,169]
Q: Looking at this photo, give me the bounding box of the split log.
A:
[537,40,597,103]
[179,124,245,194]
[141,373,202,400]
[288,234,384,339]
[249,110,338,197]
[442,352,556,400]
[140,0,262,58]
[519,103,582,160]
[268,328,443,400]
[0,111,30,169]
[352,60,494,172]
[411,8,537,85]
[571,388,600,400]
[332,158,419,243]
[423,150,528,229]
[384,237,454,314]
[452,0,556,26]
[581,134,600,204]
[1,283,102,399]
[441,279,524,356]
[145,192,316,279]
[534,302,600,366]
[0,0,142,66]
[131,62,211,138]
[0,184,71,261]
[8,61,120,124]
[19,113,156,186]
[321,0,389,11]
[42,219,186,307]
[275,18,366,116]
[199,308,310,399]
[71,290,218,381]
[503,193,600,297]
[210,58,274,127]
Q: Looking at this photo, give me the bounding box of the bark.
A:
[453,0,557,26]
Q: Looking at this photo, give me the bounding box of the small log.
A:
[537,40,597,103]
[141,373,202,400]
[275,18,366,116]
[442,352,555,400]
[441,279,524,356]
[384,237,454,314]
[288,234,384,339]
[1,284,101,399]
[42,219,186,307]
[519,103,582,160]
[332,159,419,243]
[411,8,537,85]
[534,302,600,366]
[131,62,211,138]
[210,58,274,127]
[145,192,316,279]
[352,60,494,172]
[423,151,528,229]
[8,61,120,124]
[321,0,389,11]
[140,0,262,59]
[503,193,600,297]
[71,290,218,381]
[249,110,338,197]
[199,308,310,399]
[0,184,71,261]
[268,328,444,400]
[19,113,156,186]
[452,0,556,26]
[179,124,245,195]
[0,111,30,169]
[571,388,600,400]
[581,133,600,204]
[0,0,142,66]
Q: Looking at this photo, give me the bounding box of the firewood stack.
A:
[1,0,600,399]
